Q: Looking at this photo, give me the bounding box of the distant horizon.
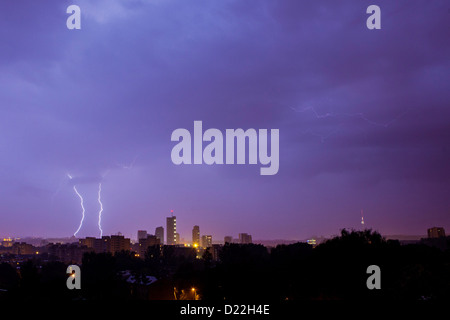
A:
[1,211,445,241]
[2,228,436,243]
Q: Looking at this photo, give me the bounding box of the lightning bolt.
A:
[291,106,408,142]
[97,183,104,237]
[71,191,86,238]
[72,185,85,237]
[65,156,136,238]
[116,154,139,170]
[67,173,86,237]
[291,106,407,128]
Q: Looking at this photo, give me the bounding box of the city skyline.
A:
[1,217,441,244]
[1,1,449,240]
[2,225,446,265]
[0,210,259,244]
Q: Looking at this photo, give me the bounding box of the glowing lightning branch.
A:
[65,156,135,238]
[291,106,408,128]
[116,154,139,170]
[290,106,408,143]
[72,185,85,237]
[97,183,104,237]
[67,174,85,237]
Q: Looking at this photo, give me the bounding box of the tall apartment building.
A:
[137,230,148,241]
[427,227,446,238]
[224,236,233,244]
[239,233,252,244]
[110,235,131,254]
[201,235,212,248]
[138,235,161,257]
[155,226,164,245]
[167,216,177,245]
[192,225,200,246]
[79,237,96,249]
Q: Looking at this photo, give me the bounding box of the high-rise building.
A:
[110,235,131,255]
[1,238,13,247]
[12,242,34,255]
[138,235,161,257]
[192,225,200,246]
[224,236,233,244]
[427,227,446,238]
[175,232,181,245]
[79,237,96,248]
[93,236,110,253]
[211,244,222,261]
[155,226,164,245]
[167,215,177,245]
[137,230,148,241]
[239,233,252,244]
[201,235,212,248]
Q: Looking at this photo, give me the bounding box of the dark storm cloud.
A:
[0,0,449,238]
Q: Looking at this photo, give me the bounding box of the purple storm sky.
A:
[0,0,449,240]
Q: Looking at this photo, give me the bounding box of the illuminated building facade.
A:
[201,235,212,248]
[167,216,177,245]
[192,225,200,246]
[428,227,446,238]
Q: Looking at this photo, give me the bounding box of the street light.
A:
[191,287,198,300]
